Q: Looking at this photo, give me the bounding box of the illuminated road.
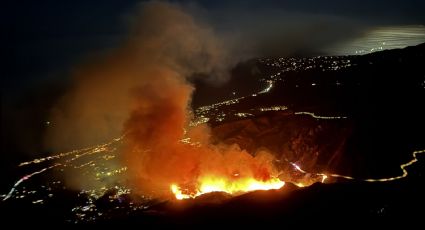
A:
[288,149,425,183]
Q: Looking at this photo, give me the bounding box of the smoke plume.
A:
[44,1,279,195]
[44,1,228,151]
[121,2,278,196]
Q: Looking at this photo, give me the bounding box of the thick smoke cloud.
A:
[44,1,229,151]
[120,2,278,196]
[44,1,279,195]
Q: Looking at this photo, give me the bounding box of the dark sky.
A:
[194,0,425,23]
[3,0,425,94]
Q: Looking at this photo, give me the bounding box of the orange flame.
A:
[171,175,285,200]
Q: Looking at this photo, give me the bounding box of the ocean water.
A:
[326,25,425,55]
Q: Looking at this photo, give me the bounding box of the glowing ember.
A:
[171,176,285,200]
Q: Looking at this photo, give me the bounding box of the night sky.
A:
[4,0,425,93]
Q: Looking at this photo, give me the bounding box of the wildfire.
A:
[171,175,285,200]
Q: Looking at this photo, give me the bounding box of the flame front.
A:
[171,176,285,200]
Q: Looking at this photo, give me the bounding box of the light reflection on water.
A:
[326,25,425,55]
